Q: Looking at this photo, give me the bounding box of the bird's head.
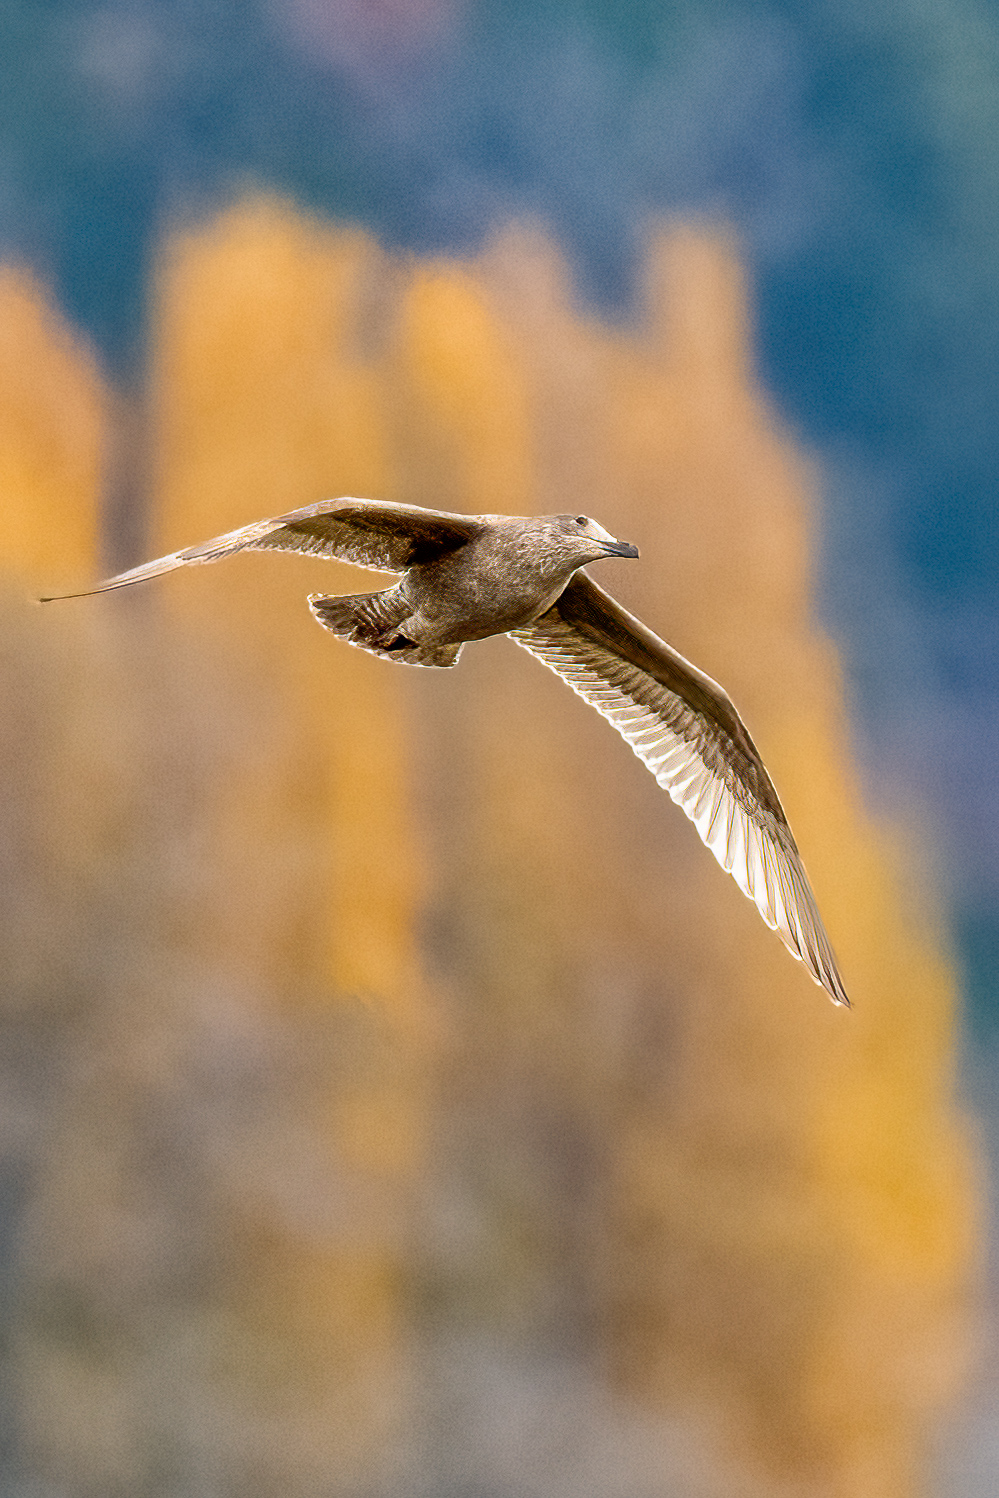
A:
[540,513,640,569]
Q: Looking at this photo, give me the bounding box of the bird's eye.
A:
[575,515,589,526]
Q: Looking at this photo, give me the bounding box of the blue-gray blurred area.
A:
[2,0,997,1035]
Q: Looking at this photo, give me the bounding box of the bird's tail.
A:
[308,587,462,668]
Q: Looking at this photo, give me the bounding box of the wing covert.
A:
[39,497,485,599]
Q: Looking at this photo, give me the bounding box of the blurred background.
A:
[0,2,994,1494]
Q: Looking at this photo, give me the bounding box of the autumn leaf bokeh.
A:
[0,201,974,1498]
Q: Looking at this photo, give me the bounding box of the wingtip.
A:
[816,967,851,1009]
[36,587,105,603]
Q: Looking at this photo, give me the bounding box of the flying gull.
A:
[40,498,849,1006]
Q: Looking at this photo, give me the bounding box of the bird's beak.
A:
[601,538,640,559]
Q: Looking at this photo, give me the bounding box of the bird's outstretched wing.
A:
[39,497,485,600]
[511,573,849,1005]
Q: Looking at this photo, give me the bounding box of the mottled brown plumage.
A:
[41,496,849,1005]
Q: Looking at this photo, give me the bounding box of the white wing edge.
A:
[510,627,849,1007]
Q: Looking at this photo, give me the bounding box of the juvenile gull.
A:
[41,497,850,1006]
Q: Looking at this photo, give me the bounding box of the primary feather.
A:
[513,575,848,1003]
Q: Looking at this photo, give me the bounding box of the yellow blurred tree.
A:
[0,201,975,1498]
[0,235,427,1494]
[388,219,974,1496]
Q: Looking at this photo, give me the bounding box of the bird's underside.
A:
[40,496,850,1006]
[308,585,464,667]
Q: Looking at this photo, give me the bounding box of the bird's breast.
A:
[405,547,565,643]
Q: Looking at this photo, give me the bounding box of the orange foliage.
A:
[153,202,424,1014]
[0,200,975,1497]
